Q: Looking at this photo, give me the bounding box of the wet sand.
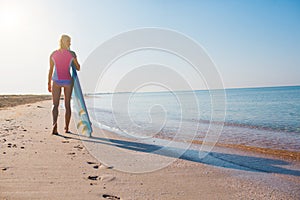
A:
[190,140,300,161]
[0,97,299,199]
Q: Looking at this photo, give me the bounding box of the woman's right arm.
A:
[48,56,54,92]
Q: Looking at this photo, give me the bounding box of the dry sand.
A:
[0,98,299,199]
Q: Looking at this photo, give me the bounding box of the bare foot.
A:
[64,127,70,133]
[52,123,58,135]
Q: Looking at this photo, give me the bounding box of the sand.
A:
[0,98,299,199]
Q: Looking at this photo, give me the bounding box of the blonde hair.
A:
[60,34,71,49]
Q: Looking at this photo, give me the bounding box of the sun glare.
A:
[0,3,22,29]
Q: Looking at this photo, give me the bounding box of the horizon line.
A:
[0,84,299,95]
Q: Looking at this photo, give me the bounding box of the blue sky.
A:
[0,0,299,94]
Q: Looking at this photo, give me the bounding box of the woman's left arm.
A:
[70,50,80,71]
[73,58,80,71]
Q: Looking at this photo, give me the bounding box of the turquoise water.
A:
[87,86,300,151]
[225,86,300,133]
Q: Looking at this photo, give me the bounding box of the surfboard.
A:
[71,65,93,137]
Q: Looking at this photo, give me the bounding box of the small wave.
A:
[178,117,300,134]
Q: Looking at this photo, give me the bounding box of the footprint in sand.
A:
[1,167,8,171]
[102,194,120,200]
[87,161,102,169]
[87,175,99,181]
[74,145,83,150]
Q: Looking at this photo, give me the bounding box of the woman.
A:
[48,35,80,134]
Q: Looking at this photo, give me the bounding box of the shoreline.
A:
[1,95,299,161]
[191,140,300,161]
[0,97,299,199]
[153,133,300,162]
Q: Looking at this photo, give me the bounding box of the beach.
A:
[0,97,300,200]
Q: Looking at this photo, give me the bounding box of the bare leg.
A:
[64,84,73,133]
[52,82,61,134]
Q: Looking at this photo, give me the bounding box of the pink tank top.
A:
[51,49,74,85]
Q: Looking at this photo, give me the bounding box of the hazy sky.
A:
[0,0,299,94]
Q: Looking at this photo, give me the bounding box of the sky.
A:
[0,0,299,94]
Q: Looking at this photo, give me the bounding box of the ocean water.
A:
[86,86,300,151]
